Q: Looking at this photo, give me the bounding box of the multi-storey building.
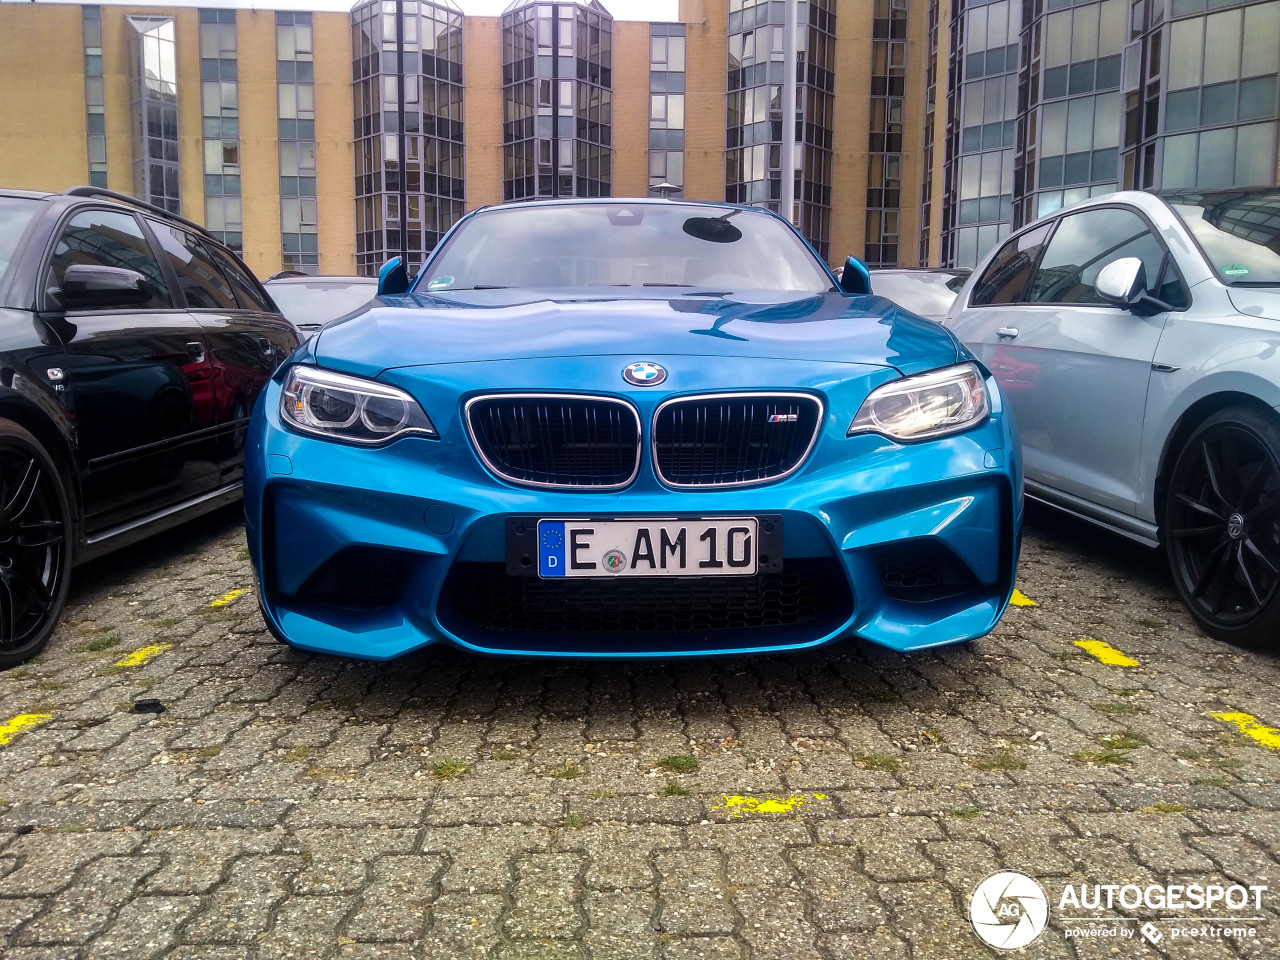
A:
[0,0,1275,277]
[934,0,1279,267]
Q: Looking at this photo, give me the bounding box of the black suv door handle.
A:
[185,341,206,364]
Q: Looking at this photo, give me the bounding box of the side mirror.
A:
[1095,257,1146,308]
[61,263,152,309]
[839,256,871,296]
[377,256,409,296]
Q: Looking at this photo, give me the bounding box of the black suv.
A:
[0,187,299,667]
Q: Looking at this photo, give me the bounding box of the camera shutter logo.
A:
[970,870,1050,950]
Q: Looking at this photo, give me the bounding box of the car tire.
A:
[1164,405,1280,648]
[0,421,73,670]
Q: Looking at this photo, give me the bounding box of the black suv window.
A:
[45,208,172,310]
[970,223,1051,305]
[206,246,274,313]
[149,222,238,310]
[1029,207,1187,308]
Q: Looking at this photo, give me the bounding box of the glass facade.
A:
[127,16,181,213]
[918,0,942,264]
[865,0,907,267]
[200,9,242,253]
[501,0,613,201]
[941,0,1279,266]
[649,22,685,197]
[277,12,318,274]
[726,0,836,261]
[1125,0,1278,192]
[351,0,465,276]
[82,6,108,189]
[942,0,1019,267]
[1018,0,1125,224]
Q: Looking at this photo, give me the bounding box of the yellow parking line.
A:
[0,713,52,747]
[1210,712,1280,750]
[1009,589,1037,607]
[1074,638,1140,667]
[114,643,173,668]
[209,589,246,608]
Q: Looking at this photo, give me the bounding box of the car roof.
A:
[870,267,971,275]
[264,275,375,284]
[0,189,53,201]
[471,196,779,216]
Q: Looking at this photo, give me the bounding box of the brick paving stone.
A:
[181,854,304,943]
[18,855,160,945]
[655,851,736,936]
[344,854,447,941]
[503,852,586,940]
[81,895,200,960]
[421,891,505,959]
[1,508,1278,958]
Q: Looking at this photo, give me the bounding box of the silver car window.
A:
[970,223,1051,305]
[1028,207,1169,305]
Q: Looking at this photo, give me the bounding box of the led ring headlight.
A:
[281,365,437,445]
[848,362,990,442]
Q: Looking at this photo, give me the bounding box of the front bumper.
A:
[245,368,1022,661]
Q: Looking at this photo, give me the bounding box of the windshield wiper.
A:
[456,284,508,290]
[643,282,693,287]
[1228,280,1280,287]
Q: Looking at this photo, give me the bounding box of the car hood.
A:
[1227,287,1280,323]
[312,289,963,378]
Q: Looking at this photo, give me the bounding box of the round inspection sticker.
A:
[428,275,455,290]
[1222,264,1250,277]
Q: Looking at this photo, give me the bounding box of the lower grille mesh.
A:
[439,558,852,651]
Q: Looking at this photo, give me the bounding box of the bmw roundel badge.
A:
[623,361,667,386]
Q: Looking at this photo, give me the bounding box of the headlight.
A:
[848,362,989,441]
[280,366,436,444]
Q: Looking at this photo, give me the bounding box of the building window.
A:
[649,23,686,197]
[351,0,465,277]
[501,0,613,202]
[1123,0,1278,193]
[277,12,318,274]
[865,0,907,267]
[200,9,242,252]
[82,6,108,189]
[919,0,942,265]
[941,0,1021,267]
[725,0,835,262]
[126,16,181,213]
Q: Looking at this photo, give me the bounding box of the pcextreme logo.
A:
[970,871,1050,950]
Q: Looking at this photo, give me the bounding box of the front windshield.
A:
[0,197,40,290]
[267,281,376,324]
[1167,191,1280,286]
[419,202,834,294]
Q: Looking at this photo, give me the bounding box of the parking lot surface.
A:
[1,504,1279,959]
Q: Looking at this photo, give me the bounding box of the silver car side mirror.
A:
[1095,257,1146,308]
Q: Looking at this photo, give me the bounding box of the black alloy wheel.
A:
[0,422,72,669]
[1165,406,1280,647]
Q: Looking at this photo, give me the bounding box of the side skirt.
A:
[75,483,243,565]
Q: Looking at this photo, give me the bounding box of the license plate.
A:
[505,516,783,579]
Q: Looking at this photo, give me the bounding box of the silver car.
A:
[947,188,1280,647]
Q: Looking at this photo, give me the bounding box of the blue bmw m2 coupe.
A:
[244,200,1022,660]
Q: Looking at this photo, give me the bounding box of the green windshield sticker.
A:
[428,275,455,290]
[1222,264,1250,277]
